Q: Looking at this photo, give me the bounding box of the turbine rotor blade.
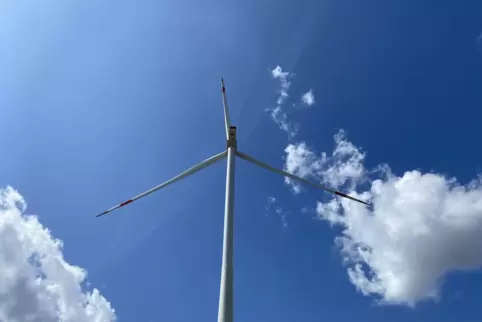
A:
[236,151,371,206]
[97,150,228,218]
[221,78,232,139]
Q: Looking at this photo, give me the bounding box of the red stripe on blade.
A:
[119,200,133,207]
[222,87,225,92]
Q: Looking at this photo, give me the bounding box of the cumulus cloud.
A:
[283,130,365,193]
[0,186,116,321]
[301,89,315,106]
[284,130,482,306]
[283,142,323,194]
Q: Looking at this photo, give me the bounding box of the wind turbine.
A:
[96,79,370,322]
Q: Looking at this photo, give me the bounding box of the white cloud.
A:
[283,142,324,194]
[0,186,116,321]
[271,66,292,105]
[277,208,288,229]
[283,130,365,193]
[324,130,366,188]
[265,196,289,229]
[267,106,298,139]
[301,89,315,106]
[283,131,482,306]
[265,196,277,216]
[268,66,298,137]
[271,66,289,79]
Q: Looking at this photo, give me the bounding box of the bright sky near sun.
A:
[1,0,482,321]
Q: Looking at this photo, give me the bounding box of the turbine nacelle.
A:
[227,126,237,149]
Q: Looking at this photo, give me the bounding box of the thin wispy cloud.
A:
[477,33,482,52]
[268,106,298,139]
[265,196,289,229]
[271,66,292,105]
[283,130,482,307]
[267,66,298,138]
[265,196,277,216]
[0,187,116,321]
[301,89,315,106]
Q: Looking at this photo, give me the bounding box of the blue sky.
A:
[1,0,482,321]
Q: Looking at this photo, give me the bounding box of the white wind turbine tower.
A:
[96,79,370,322]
